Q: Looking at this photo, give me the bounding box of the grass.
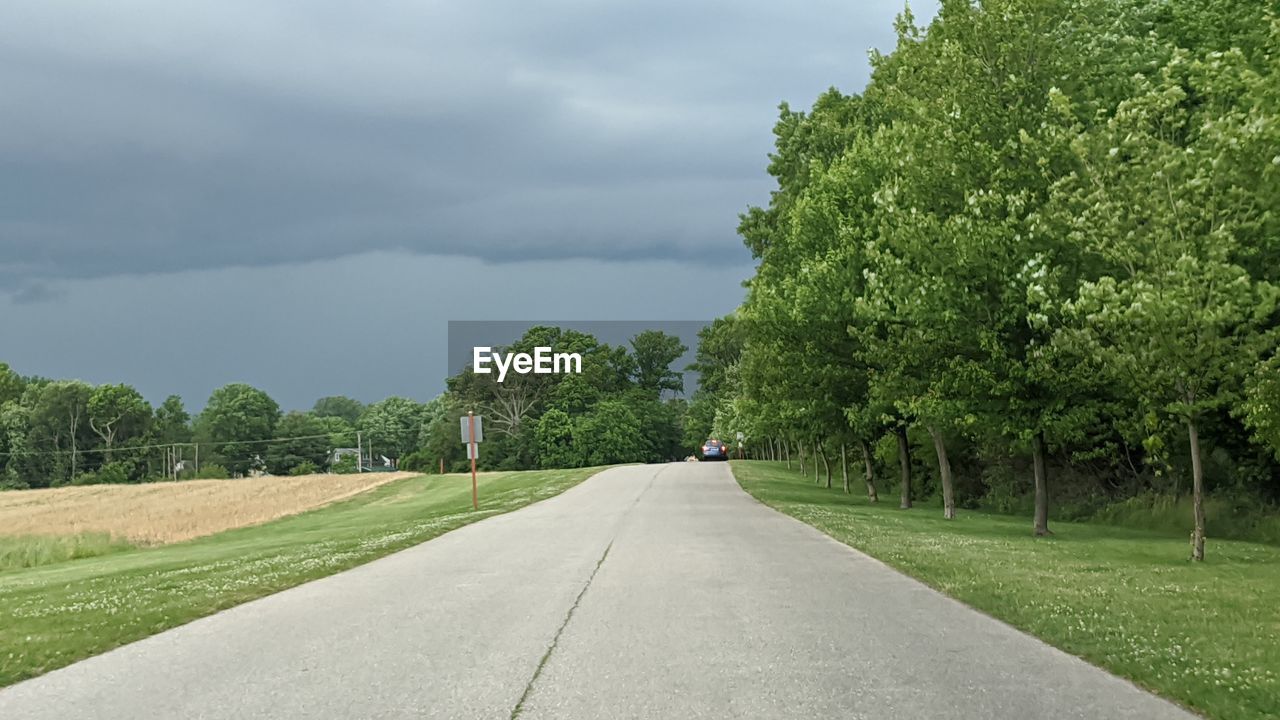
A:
[0,467,602,687]
[1092,493,1280,546]
[0,533,135,572]
[731,460,1280,720]
[0,471,416,546]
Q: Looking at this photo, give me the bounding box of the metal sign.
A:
[460,415,484,443]
[462,412,482,511]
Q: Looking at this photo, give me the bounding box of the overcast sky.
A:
[0,0,936,410]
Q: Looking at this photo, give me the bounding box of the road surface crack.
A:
[508,540,613,719]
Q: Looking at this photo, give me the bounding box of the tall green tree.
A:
[629,330,688,396]
[358,397,424,461]
[1049,46,1279,560]
[87,384,151,462]
[201,384,280,476]
[0,363,22,407]
[265,412,330,474]
[153,395,193,444]
[312,396,364,425]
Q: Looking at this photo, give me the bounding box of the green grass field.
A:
[731,460,1279,720]
[0,468,600,687]
[0,533,136,572]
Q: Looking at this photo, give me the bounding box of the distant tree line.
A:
[418,326,692,472]
[0,327,695,487]
[0,361,439,487]
[700,0,1280,560]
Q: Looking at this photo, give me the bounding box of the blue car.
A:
[701,438,730,461]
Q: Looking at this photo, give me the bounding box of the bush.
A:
[1092,492,1280,545]
[289,461,318,476]
[70,471,103,486]
[399,450,436,473]
[96,462,131,485]
[331,455,358,474]
[193,464,230,479]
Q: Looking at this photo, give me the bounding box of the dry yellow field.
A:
[0,473,417,545]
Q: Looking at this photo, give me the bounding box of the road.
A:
[0,463,1196,719]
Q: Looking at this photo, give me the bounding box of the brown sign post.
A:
[460,412,483,510]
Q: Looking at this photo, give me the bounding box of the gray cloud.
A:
[0,1,934,292]
[0,253,752,410]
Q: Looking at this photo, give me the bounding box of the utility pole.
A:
[357,431,363,473]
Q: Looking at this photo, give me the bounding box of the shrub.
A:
[71,471,103,486]
[331,455,358,474]
[289,461,318,476]
[95,462,131,485]
[399,450,436,473]
[194,464,230,479]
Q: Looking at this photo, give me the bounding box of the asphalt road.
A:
[0,463,1197,719]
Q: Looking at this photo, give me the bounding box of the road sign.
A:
[462,412,482,511]
[460,415,484,443]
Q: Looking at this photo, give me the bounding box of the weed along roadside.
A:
[0,467,603,687]
[729,460,1280,720]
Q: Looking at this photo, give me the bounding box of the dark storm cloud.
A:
[0,0,932,292]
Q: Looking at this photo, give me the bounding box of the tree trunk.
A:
[929,426,956,520]
[841,444,850,494]
[1189,419,1206,562]
[860,441,878,503]
[785,440,791,470]
[1033,431,1051,537]
[814,439,822,485]
[69,413,79,481]
[820,443,831,488]
[798,440,805,475]
[896,426,912,509]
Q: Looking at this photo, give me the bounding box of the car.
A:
[701,438,730,461]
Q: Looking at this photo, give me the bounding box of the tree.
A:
[536,408,579,469]
[629,330,687,396]
[358,397,424,461]
[265,412,330,475]
[27,380,94,484]
[315,415,355,450]
[1244,354,1280,460]
[0,401,31,488]
[0,363,22,406]
[87,384,151,462]
[573,400,650,465]
[1052,46,1280,560]
[201,384,280,476]
[153,395,193,445]
[312,396,364,425]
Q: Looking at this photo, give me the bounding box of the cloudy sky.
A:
[0,0,935,410]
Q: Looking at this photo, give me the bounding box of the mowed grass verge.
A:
[731,460,1279,720]
[0,467,602,687]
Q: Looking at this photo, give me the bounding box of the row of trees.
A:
[703,0,1280,560]
[416,327,692,471]
[0,361,447,487]
[0,326,696,486]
